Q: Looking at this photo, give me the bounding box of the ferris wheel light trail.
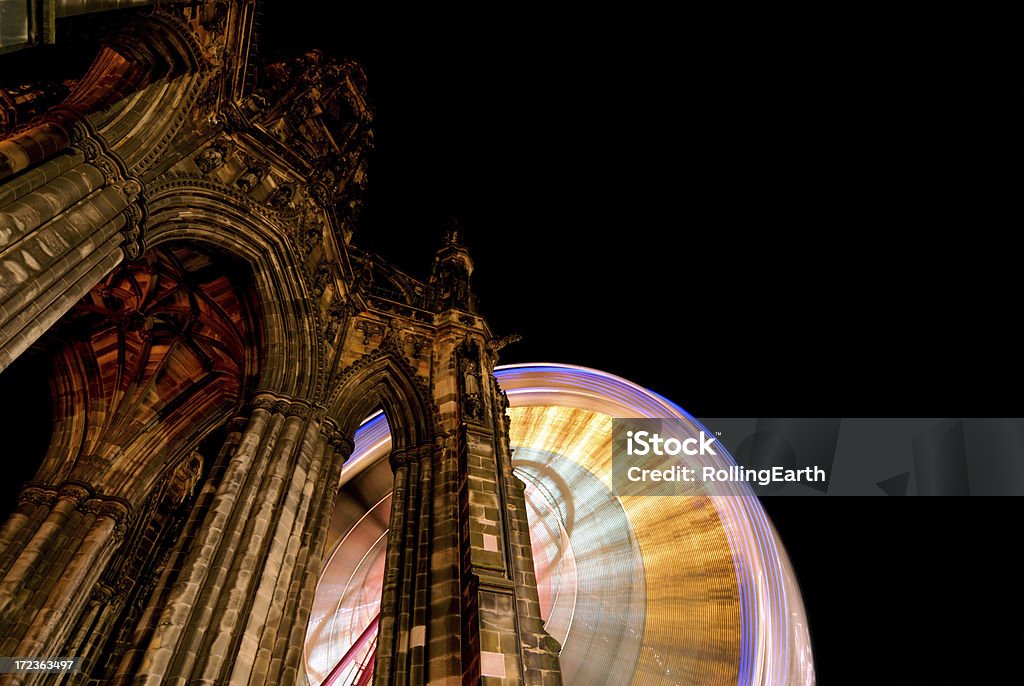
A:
[306,364,815,686]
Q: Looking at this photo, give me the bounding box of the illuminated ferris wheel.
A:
[304,364,815,686]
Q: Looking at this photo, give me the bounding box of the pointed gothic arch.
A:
[144,181,328,400]
[29,242,263,508]
[328,348,437,453]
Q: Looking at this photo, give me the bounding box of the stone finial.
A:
[430,225,476,312]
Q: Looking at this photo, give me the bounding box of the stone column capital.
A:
[62,114,148,259]
[82,495,131,540]
[90,583,115,605]
[225,415,249,434]
[414,443,437,462]
[57,480,94,506]
[388,448,411,470]
[328,430,355,458]
[285,401,312,419]
[249,391,319,417]
[321,415,339,435]
[17,484,57,507]
[387,442,436,471]
[251,396,279,412]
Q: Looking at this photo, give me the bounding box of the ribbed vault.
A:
[40,243,260,506]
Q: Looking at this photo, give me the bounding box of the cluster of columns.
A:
[0,4,196,374]
[0,389,353,686]
[0,480,129,685]
[120,394,352,686]
[374,441,463,685]
[0,26,191,676]
[0,124,144,372]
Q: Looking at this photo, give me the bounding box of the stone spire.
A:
[430,223,476,312]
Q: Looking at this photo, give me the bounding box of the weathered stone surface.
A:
[0,3,561,685]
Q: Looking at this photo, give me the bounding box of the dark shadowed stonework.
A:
[0,3,561,684]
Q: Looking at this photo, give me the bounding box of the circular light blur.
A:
[305,364,815,686]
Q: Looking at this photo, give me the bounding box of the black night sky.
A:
[261,6,1022,420]
[0,5,1020,683]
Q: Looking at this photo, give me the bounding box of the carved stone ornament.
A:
[18,485,57,507]
[81,497,131,539]
[313,261,333,297]
[252,397,279,412]
[326,297,347,340]
[82,498,130,522]
[286,402,312,419]
[200,1,228,33]
[354,320,385,346]
[121,178,143,201]
[488,333,521,354]
[195,142,229,173]
[121,203,145,259]
[404,332,430,360]
[90,583,115,604]
[58,482,93,506]
[388,448,411,470]
[268,183,296,209]
[236,159,269,193]
[328,429,354,456]
[79,137,102,161]
[461,356,483,421]
[382,319,404,348]
[226,416,249,433]
[302,222,324,255]
[415,443,435,462]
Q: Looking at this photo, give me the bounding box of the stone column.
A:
[0,482,129,686]
[110,419,250,684]
[0,485,63,582]
[130,394,351,686]
[0,7,201,374]
[374,448,411,686]
[409,446,434,684]
[455,359,563,686]
[0,6,195,183]
[496,414,563,686]
[0,121,144,373]
[267,426,350,686]
[62,582,129,685]
[374,443,438,686]
[0,123,70,181]
[370,321,563,686]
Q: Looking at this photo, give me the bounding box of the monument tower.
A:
[0,3,562,684]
